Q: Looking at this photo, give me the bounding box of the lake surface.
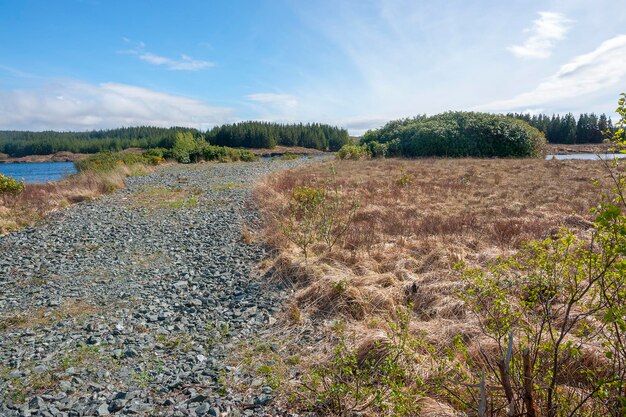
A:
[0,162,77,183]
[546,153,626,160]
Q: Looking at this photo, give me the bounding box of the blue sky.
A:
[1,0,625,134]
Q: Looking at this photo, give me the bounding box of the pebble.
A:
[0,158,322,416]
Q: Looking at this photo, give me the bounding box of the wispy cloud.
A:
[0,80,232,131]
[246,93,298,109]
[480,34,626,112]
[508,12,572,59]
[138,52,213,71]
[120,39,213,71]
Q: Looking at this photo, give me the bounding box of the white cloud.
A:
[246,93,298,109]
[479,34,626,112]
[120,39,213,71]
[508,11,572,59]
[0,80,232,131]
[138,52,213,71]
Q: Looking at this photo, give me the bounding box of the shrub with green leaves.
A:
[75,151,161,172]
[281,165,358,260]
[362,111,546,158]
[201,144,258,162]
[0,173,24,197]
[336,144,371,160]
[300,311,425,416]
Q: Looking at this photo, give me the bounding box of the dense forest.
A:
[207,121,350,151]
[358,112,545,158]
[509,112,613,144]
[0,122,350,157]
[0,126,202,157]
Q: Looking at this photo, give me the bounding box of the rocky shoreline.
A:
[0,159,316,416]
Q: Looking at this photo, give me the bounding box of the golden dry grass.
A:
[0,164,152,234]
[254,157,615,414]
[0,299,96,331]
[127,184,201,209]
[258,158,608,324]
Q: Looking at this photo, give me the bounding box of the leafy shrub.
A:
[281,165,358,260]
[201,145,258,162]
[0,173,24,198]
[395,172,414,188]
[364,141,388,158]
[300,312,424,416]
[280,153,300,160]
[363,111,546,158]
[336,144,371,160]
[75,151,161,172]
[169,132,200,163]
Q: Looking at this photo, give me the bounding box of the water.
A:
[0,162,77,183]
[546,153,626,160]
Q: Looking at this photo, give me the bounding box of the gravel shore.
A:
[0,159,315,416]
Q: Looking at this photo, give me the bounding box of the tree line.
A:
[0,126,202,157]
[0,122,350,157]
[207,121,350,151]
[508,112,614,144]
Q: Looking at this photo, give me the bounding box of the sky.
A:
[0,0,625,134]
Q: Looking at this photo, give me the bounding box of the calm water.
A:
[0,162,77,183]
[546,153,626,160]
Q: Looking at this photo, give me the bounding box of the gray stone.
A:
[33,365,47,374]
[96,403,110,416]
[195,403,212,415]
[28,396,46,410]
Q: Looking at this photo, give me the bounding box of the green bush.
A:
[336,144,371,160]
[363,111,546,158]
[75,151,161,172]
[201,145,258,162]
[0,173,24,197]
[281,165,358,260]
[364,141,388,158]
[280,153,300,160]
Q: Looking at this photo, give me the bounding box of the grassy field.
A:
[254,157,618,415]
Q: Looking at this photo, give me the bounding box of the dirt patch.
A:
[0,151,90,163]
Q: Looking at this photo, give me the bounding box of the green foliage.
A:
[395,172,414,188]
[281,165,359,260]
[459,228,624,416]
[447,98,626,415]
[0,126,199,157]
[208,121,350,151]
[170,132,199,163]
[363,111,546,158]
[336,144,371,160]
[365,141,388,158]
[300,311,424,416]
[509,111,615,144]
[0,173,24,198]
[280,153,300,160]
[200,144,258,162]
[75,151,161,172]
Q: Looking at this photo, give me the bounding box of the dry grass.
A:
[0,164,152,234]
[0,299,96,331]
[258,158,608,323]
[254,157,615,414]
[128,185,201,209]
